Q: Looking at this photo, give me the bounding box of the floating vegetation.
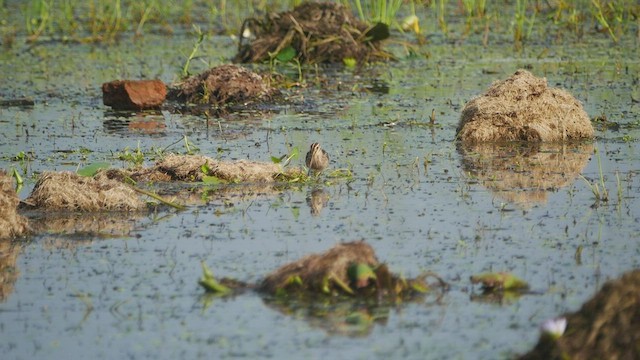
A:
[470,272,529,292]
[198,241,446,305]
[259,241,446,299]
[457,70,594,143]
[234,2,392,64]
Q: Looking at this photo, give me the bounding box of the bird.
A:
[305,142,329,175]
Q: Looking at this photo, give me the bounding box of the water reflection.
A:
[103,110,166,136]
[263,298,391,337]
[0,240,20,302]
[458,142,593,206]
[306,187,330,216]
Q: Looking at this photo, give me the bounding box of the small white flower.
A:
[541,317,567,339]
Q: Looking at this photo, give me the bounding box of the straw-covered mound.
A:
[235,2,391,64]
[24,171,146,211]
[260,241,379,294]
[0,170,29,238]
[521,269,640,360]
[457,70,594,143]
[258,241,439,298]
[459,142,592,206]
[169,64,274,105]
[98,154,301,183]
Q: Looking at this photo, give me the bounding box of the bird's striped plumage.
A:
[305,142,329,174]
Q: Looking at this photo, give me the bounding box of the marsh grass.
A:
[4,0,640,45]
[579,145,609,205]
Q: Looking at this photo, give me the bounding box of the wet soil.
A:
[0,9,639,360]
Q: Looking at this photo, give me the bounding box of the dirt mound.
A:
[235,2,391,64]
[459,142,592,206]
[24,171,146,211]
[169,64,274,105]
[0,171,29,238]
[457,70,594,143]
[521,269,640,360]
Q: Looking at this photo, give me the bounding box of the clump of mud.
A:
[457,70,594,143]
[169,64,274,105]
[235,2,391,64]
[521,269,640,360]
[24,171,146,212]
[459,142,592,206]
[99,154,303,183]
[0,171,29,238]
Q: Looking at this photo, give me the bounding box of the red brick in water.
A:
[102,79,166,110]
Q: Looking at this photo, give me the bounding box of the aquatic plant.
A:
[579,145,609,205]
[540,317,567,340]
[513,0,536,49]
[181,25,205,79]
[349,0,403,26]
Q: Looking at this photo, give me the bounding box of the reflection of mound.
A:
[0,240,21,301]
[25,211,144,238]
[521,269,640,360]
[0,170,29,239]
[457,70,593,143]
[459,142,592,205]
[263,297,390,337]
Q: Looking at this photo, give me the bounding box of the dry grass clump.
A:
[170,64,274,105]
[99,154,303,183]
[235,2,391,64]
[25,171,146,211]
[521,269,640,360]
[260,241,379,294]
[457,70,594,143]
[459,142,592,206]
[0,170,29,238]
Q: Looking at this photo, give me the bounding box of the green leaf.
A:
[343,58,357,68]
[331,275,354,295]
[11,168,23,185]
[198,262,230,294]
[202,175,223,184]
[77,162,111,177]
[470,272,529,291]
[271,154,286,164]
[286,275,303,286]
[275,45,296,62]
[347,263,377,289]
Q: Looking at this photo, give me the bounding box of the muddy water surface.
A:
[1,31,639,359]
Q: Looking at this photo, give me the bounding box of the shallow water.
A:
[1,26,640,360]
